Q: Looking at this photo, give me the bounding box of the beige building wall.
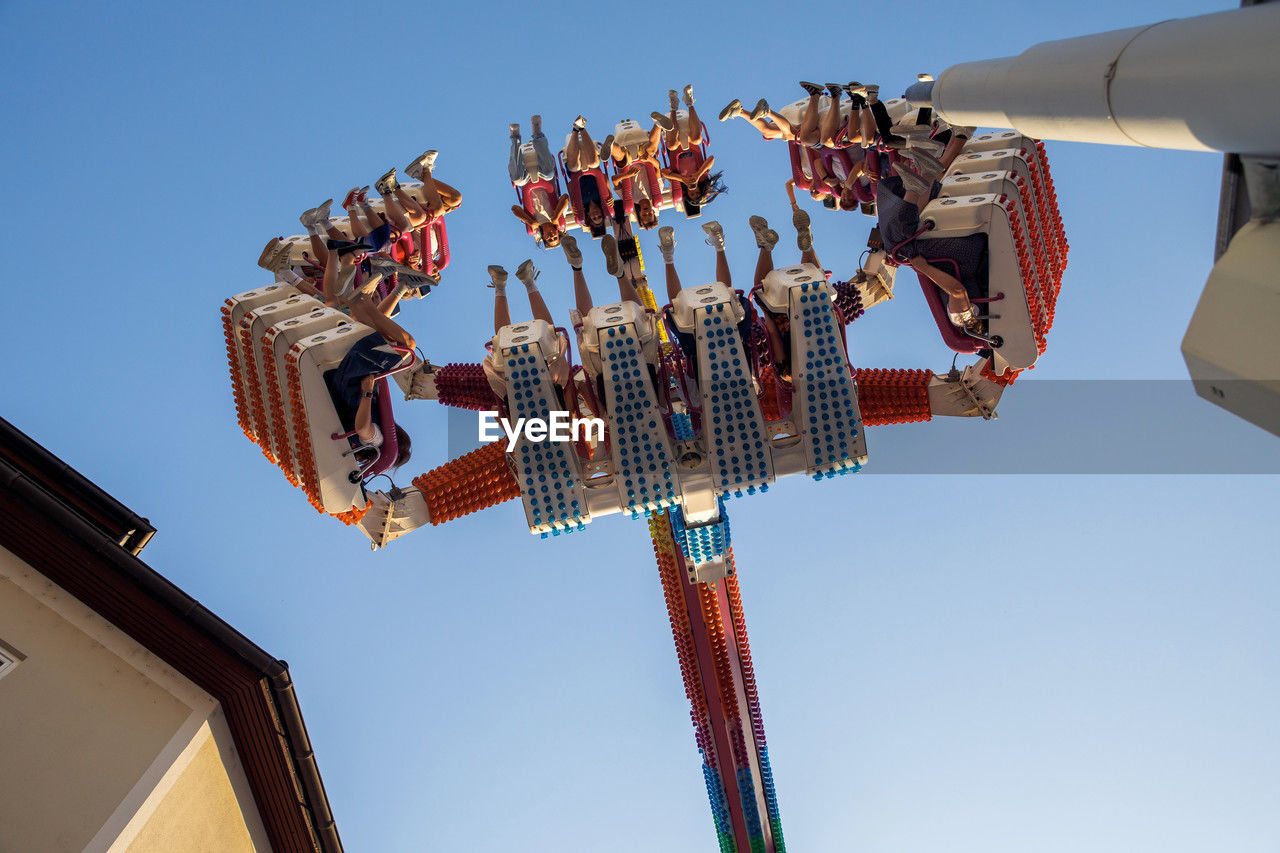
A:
[0,547,271,853]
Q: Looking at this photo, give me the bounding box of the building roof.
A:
[0,416,343,853]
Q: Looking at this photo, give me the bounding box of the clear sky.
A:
[3,1,1278,851]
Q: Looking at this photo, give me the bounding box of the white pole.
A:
[911,3,1280,155]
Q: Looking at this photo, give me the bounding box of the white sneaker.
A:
[487,265,508,289]
[682,84,694,106]
[702,220,726,251]
[561,234,582,268]
[258,237,283,270]
[651,111,674,132]
[748,215,776,250]
[657,226,676,263]
[718,99,743,122]
[573,115,587,131]
[668,89,680,111]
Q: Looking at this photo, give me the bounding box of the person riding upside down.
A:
[561,116,616,239]
[651,85,726,212]
[602,120,667,230]
[321,250,417,470]
[508,115,570,248]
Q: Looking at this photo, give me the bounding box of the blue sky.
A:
[3,1,1278,851]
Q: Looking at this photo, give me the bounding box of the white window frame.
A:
[0,639,23,683]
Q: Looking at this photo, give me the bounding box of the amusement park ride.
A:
[222,4,1277,849]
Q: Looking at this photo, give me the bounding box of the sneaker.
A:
[952,124,976,140]
[573,115,587,131]
[422,150,438,170]
[701,220,725,251]
[270,241,295,272]
[682,84,694,106]
[796,223,813,252]
[487,264,508,289]
[718,98,743,121]
[313,198,333,223]
[298,207,317,228]
[825,83,844,99]
[358,269,386,296]
[749,99,771,121]
[599,134,615,162]
[601,234,623,277]
[258,237,283,270]
[509,123,521,141]
[844,82,867,98]
[405,150,432,181]
[650,111,674,132]
[799,81,824,96]
[909,147,946,180]
[917,73,935,83]
[864,84,880,100]
[375,168,399,197]
[895,163,933,196]
[332,261,359,303]
[342,187,361,210]
[792,207,811,232]
[515,259,538,286]
[561,234,582,268]
[657,226,676,263]
[668,89,680,111]
[748,215,775,250]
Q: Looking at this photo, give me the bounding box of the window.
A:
[0,639,23,683]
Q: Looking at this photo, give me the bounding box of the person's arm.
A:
[354,375,377,442]
[511,204,536,226]
[551,193,570,221]
[785,179,799,209]
[694,154,716,182]
[909,256,973,315]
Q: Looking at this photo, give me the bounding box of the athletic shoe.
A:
[561,234,582,268]
[826,83,844,99]
[917,73,935,82]
[796,224,813,253]
[895,163,933,196]
[601,235,623,277]
[313,198,333,223]
[682,84,694,106]
[370,256,436,292]
[792,207,811,232]
[748,215,776,250]
[573,115,587,131]
[515,259,538,287]
[270,241,295,272]
[864,84,880,100]
[749,99,770,121]
[951,125,976,140]
[668,89,680,111]
[799,81,823,96]
[651,111,674,131]
[701,220,725,251]
[657,226,676,263]
[342,187,361,210]
[299,207,317,228]
[332,261,359,302]
[258,237,283,270]
[510,123,521,141]
[844,82,867,98]
[909,148,946,180]
[375,168,399,197]
[719,99,743,122]
[405,150,432,181]
[600,135,615,161]
[487,265,508,289]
